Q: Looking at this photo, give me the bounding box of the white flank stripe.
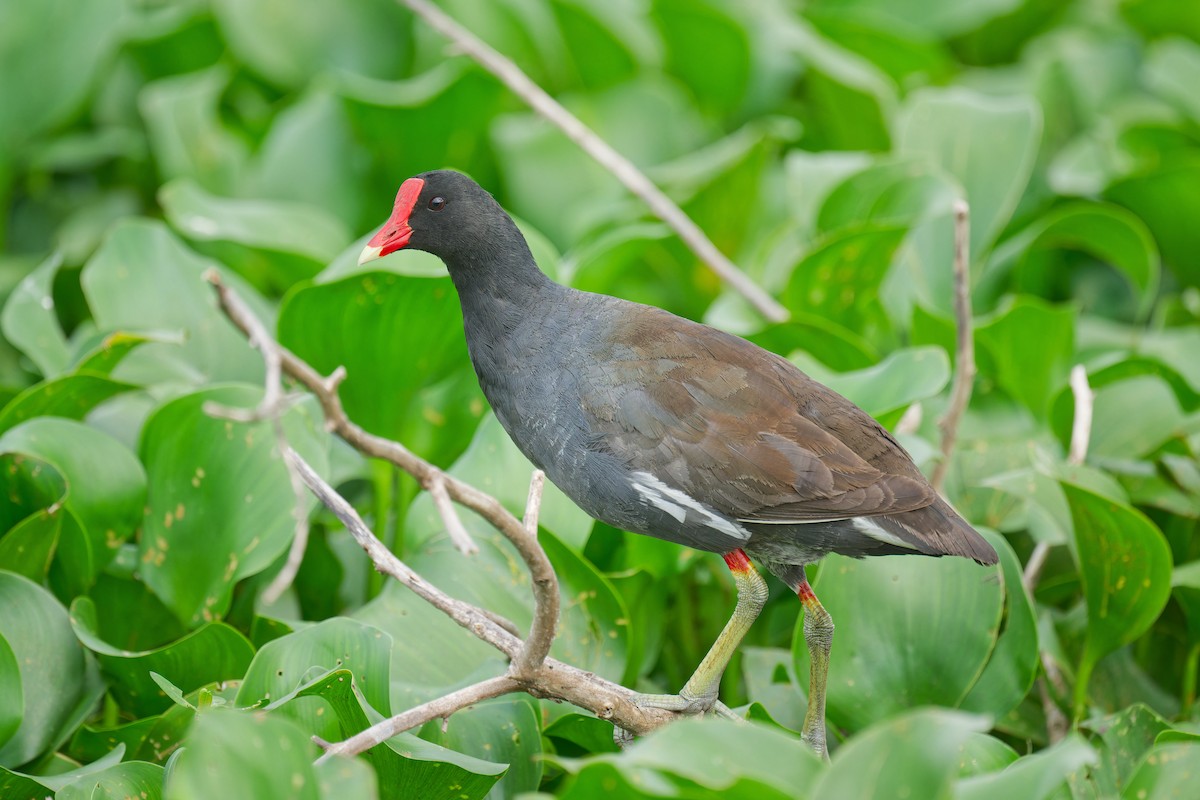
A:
[631,472,750,541]
[852,517,920,550]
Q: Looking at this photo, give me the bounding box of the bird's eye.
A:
[428,196,446,211]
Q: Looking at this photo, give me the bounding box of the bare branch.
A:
[207,276,678,739]
[514,469,553,676]
[1067,365,1093,466]
[316,675,519,762]
[427,472,479,555]
[201,269,312,604]
[398,0,787,324]
[932,200,975,493]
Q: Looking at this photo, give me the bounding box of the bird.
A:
[358,169,999,757]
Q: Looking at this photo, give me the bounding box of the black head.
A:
[358,170,522,269]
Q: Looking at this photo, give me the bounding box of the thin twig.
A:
[1067,365,1092,467]
[427,473,479,555]
[199,269,312,604]
[399,0,787,324]
[316,676,519,763]
[514,469,552,677]
[208,276,677,742]
[932,200,975,493]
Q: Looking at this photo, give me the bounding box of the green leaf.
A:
[895,88,1041,260]
[138,67,249,194]
[1083,704,1173,796]
[1121,742,1200,800]
[0,373,139,436]
[57,761,164,800]
[80,218,267,386]
[0,253,69,377]
[1105,161,1200,288]
[237,618,393,725]
[956,734,1096,800]
[812,709,990,798]
[163,708,321,799]
[804,0,1022,36]
[0,571,88,767]
[1064,483,1173,719]
[210,0,411,89]
[277,271,472,446]
[794,550,1003,733]
[0,505,60,582]
[137,386,327,626]
[0,0,124,150]
[70,595,255,717]
[0,418,146,581]
[421,695,542,797]
[987,202,1161,319]
[959,531,1040,719]
[782,224,907,347]
[160,177,351,266]
[975,297,1075,419]
[552,717,823,797]
[1144,38,1200,124]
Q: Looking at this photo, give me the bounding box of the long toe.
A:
[630,689,720,716]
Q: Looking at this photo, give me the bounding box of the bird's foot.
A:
[801,726,829,761]
[613,692,742,747]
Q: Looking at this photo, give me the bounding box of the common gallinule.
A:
[359,170,999,757]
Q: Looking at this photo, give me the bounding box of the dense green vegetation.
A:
[2,0,1199,797]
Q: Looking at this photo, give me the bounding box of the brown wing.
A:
[578,309,936,523]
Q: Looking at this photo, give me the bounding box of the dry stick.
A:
[285,446,675,755]
[932,200,975,494]
[1025,365,1093,745]
[207,277,676,749]
[318,676,520,763]
[427,472,479,555]
[208,274,559,671]
[514,470,550,677]
[199,269,312,605]
[400,0,788,324]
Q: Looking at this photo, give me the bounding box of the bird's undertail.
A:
[877,498,999,565]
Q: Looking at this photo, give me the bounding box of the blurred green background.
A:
[1,0,1199,798]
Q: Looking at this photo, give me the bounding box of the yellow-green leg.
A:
[797,569,833,759]
[633,549,769,714]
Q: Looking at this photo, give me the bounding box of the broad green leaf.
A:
[0,253,69,377]
[975,297,1075,419]
[0,571,87,767]
[211,0,411,89]
[987,202,1160,319]
[0,637,18,754]
[0,506,59,582]
[0,0,123,150]
[747,314,878,372]
[1084,375,1186,460]
[1171,561,1200,641]
[160,177,351,265]
[1064,483,1173,719]
[0,373,139,436]
[782,224,907,348]
[551,717,823,797]
[80,218,267,386]
[70,596,255,718]
[895,88,1041,260]
[817,160,958,235]
[237,618,393,725]
[956,734,1096,800]
[960,531,1039,719]
[804,0,1021,36]
[0,746,125,795]
[794,550,1003,733]
[315,756,378,800]
[651,0,752,117]
[56,761,164,800]
[262,668,505,800]
[421,695,542,798]
[1083,704,1172,796]
[73,332,173,376]
[137,385,328,626]
[812,709,990,798]
[1121,742,1200,800]
[553,0,656,92]
[138,67,249,194]
[1144,38,1200,123]
[0,418,146,581]
[163,708,321,800]
[277,271,470,445]
[0,451,66,547]
[1105,161,1200,287]
[67,703,195,765]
